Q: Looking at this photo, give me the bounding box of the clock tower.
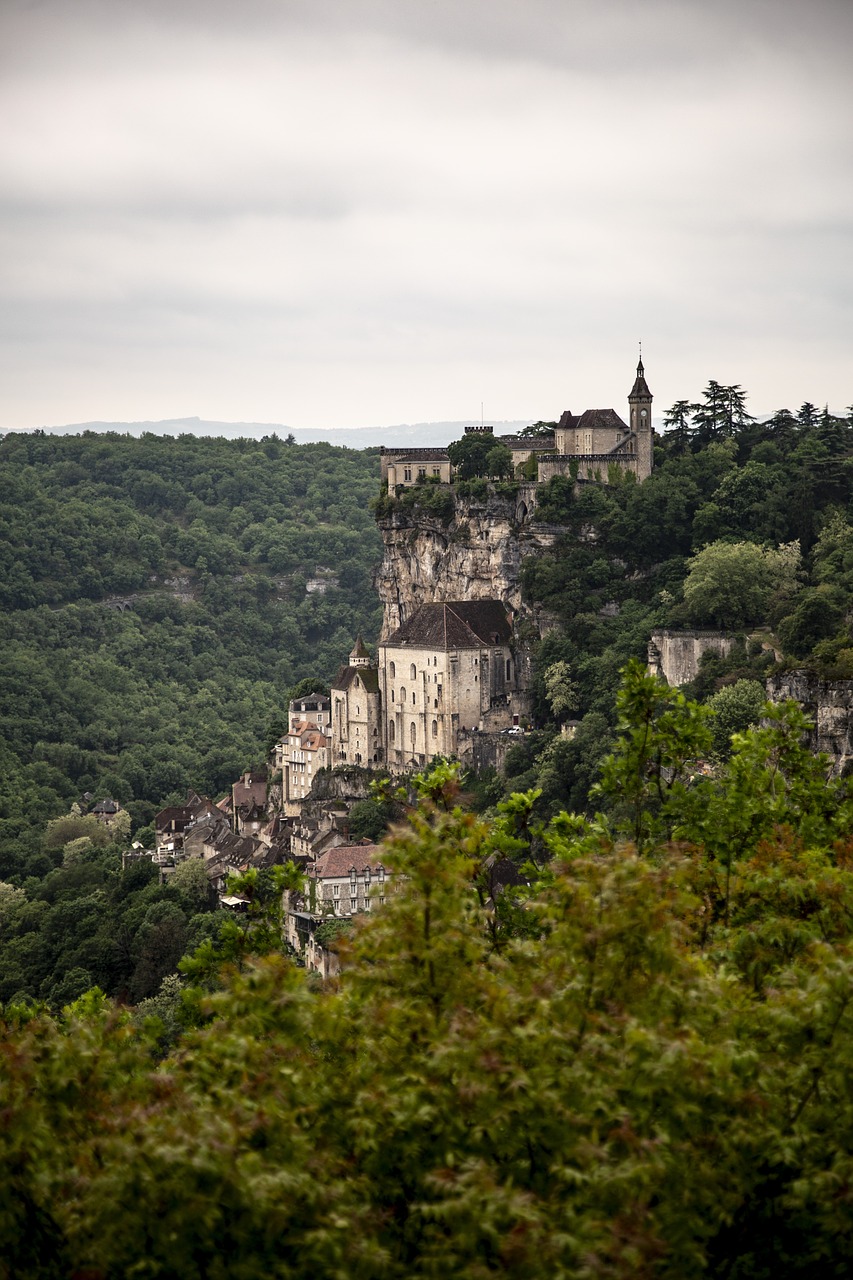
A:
[629,350,653,480]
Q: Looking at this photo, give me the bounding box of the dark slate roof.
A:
[558,411,578,429]
[575,408,629,432]
[351,635,370,659]
[384,600,512,650]
[332,665,380,693]
[290,694,330,713]
[630,359,652,399]
[92,799,120,814]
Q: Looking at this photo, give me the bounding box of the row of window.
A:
[402,466,443,481]
[388,658,442,681]
[388,720,440,744]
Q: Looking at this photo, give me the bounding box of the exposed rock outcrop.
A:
[647,630,736,688]
[374,484,561,640]
[766,670,853,777]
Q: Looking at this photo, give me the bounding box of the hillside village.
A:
[110,356,853,974]
[117,357,658,970]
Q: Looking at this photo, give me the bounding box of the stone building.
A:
[273,693,333,815]
[537,357,654,483]
[380,447,452,488]
[379,599,519,768]
[303,842,392,917]
[330,637,383,767]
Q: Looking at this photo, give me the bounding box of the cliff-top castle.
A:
[282,356,654,789]
[380,354,653,488]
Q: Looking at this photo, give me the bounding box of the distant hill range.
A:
[4,416,541,449]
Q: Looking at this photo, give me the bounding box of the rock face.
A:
[648,630,735,688]
[375,484,560,640]
[766,670,853,777]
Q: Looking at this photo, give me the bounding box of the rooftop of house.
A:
[290,694,331,713]
[383,599,513,650]
[233,773,267,811]
[557,408,629,433]
[311,842,385,878]
[332,665,381,694]
[92,798,121,815]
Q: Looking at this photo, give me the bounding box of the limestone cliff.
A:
[766,670,853,777]
[374,482,560,640]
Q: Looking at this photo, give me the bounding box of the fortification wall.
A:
[648,629,735,687]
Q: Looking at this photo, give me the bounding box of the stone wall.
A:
[648,630,735,687]
[455,729,515,775]
[766,670,853,777]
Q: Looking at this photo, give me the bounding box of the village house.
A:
[305,841,392,917]
[274,694,332,815]
[90,798,128,829]
[231,770,268,836]
[155,790,222,859]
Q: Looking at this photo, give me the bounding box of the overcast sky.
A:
[1,0,851,432]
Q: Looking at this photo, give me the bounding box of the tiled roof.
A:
[311,843,384,878]
[233,775,267,809]
[574,408,629,433]
[384,600,512,650]
[351,635,370,659]
[332,665,380,693]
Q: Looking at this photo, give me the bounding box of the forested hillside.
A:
[5,679,853,1278]
[0,432,383,874]
[506,389,853,816]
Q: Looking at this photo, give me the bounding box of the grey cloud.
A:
[0,0,851,430]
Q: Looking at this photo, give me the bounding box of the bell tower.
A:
[628,347,653,480]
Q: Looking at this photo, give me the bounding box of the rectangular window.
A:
[364,896,371,910]
[418,466,426,478]
[432,467,441,477]
[333,884,340,898]
[350,897,357,912]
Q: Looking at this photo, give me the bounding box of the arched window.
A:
[506,658,512,680]
[410,663,416,680]
[390,689,395,702]
[412,691,416,704]
[400,685,406,704]
[389,661,395,679]
[431,719,438,737]
[410,721,417,745]
[389,720,395,743]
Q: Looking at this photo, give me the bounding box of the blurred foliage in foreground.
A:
[3,664,853,1277]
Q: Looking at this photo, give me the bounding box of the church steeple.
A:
[628,346,653,481]
[349,635,371,668]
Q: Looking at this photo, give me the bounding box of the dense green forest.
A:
[2,390,853,1009]
[4,674,853,1277]
[0,432,383,861]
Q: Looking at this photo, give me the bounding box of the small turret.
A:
[349,636,371,668]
